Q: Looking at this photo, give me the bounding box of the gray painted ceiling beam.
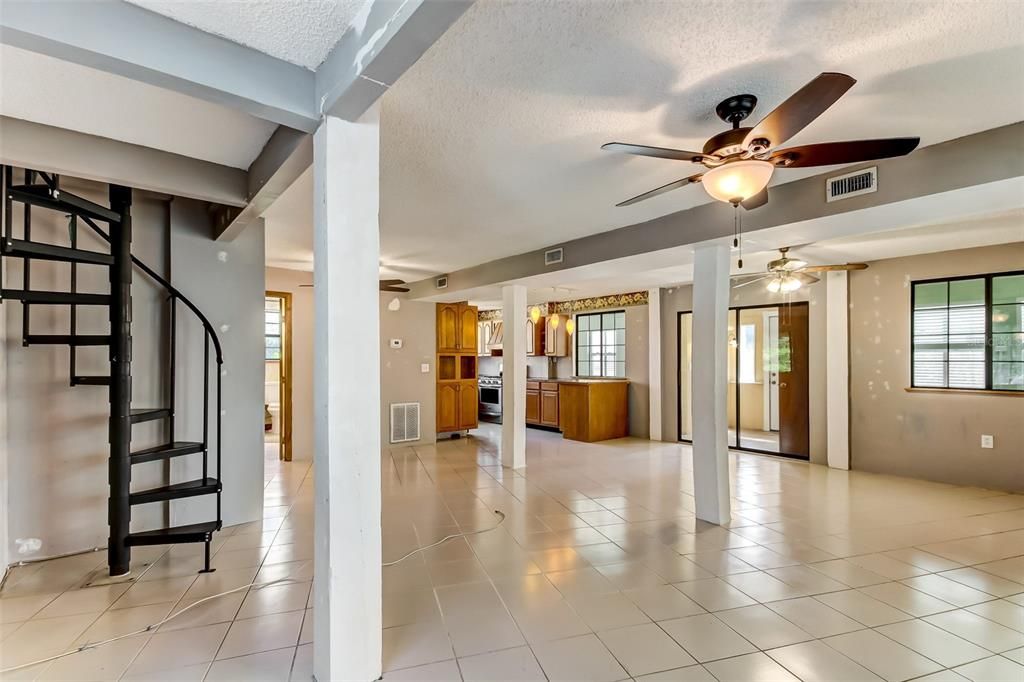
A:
[0,116,247,207]
[316,0,474,121]
[405,122,1024,299]
[0,0,319,132]
[214,127,313,240]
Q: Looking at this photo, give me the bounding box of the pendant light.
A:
[565,318,575,335]
[549,313,560,329]
[529,306,541,324]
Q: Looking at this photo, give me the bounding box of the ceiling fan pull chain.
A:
[735,205,744,269]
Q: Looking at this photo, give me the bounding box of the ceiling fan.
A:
[298,279,410,292]
[732,247,868,292]
[602,72,919,209]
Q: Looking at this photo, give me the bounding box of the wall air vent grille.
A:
[390,402,420,443]
[544,248,564,266]
[436,275,448,289]
[826,167,877,202]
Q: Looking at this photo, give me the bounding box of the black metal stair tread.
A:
[131,441,204,464]
[126,520,222,547]
[25,334,110,346]
[130,408,171,424]
[1,289,111,305]
[130,477,221,505]
[72,375,111,386]
[7,184,121,224]
[2,238,114,266]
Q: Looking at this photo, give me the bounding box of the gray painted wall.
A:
[849,243,1024,491]
[265,267,315,461]
[4,174,170,560]
[169,202,265,529]
[660,282,827,464]
[380,294,437,447]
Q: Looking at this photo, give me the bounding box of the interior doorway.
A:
[265,292,293,461]
[677,302,810,459]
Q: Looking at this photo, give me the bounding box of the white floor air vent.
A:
[826,166,877,202]
[390,402,420,443]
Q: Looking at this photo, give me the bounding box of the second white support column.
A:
[690,243,731,525]
[502,285,527,469]
[311,107,382,682]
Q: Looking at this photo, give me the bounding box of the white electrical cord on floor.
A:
[1,509,507,674]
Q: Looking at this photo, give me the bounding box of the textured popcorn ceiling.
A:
[126,0,367,69]
[369,0,1024,280]
[0,45,277,169]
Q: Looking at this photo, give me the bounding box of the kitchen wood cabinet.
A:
[436,383,460,433]
[458,380,479,430]
[540,383,559,427]
[545,318,569,357]
[437,302,477,352]
[558,380,629,442]
[526,386,540,424]
[526,317,546,356]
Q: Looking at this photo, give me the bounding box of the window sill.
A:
[905,387,1024,397]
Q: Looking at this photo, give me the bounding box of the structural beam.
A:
[826,271,851,470]
[214,127,312,240]
[501,285,527,469]
[312,107,382,681]
[690,243,731,526]
[317,0,474,121]
[405,123,1024,300]
[0,117,247,207]
[0,0,318,132]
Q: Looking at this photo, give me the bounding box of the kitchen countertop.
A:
[527,377,629,384]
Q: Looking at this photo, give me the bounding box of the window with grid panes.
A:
[575,311,626,378]
[265,297,282,360]
[911,272,1024,391]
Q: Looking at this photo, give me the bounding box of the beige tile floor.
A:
[3,424,1024,681]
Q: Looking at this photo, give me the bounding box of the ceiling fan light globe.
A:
[766,278,783,294]
[702,160,774,204]
[780,276,803,293]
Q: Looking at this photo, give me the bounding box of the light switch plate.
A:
[420,363,430,373]
[981,434,994,449]
[389,338,402,349]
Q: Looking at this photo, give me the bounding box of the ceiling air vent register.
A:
[545,248,564,266]
[435,275,448,289]
[826,167,877,202]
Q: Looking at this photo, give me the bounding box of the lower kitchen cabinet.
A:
[540,383,559,427]
[526,386,540,424]
[437,380,478,433]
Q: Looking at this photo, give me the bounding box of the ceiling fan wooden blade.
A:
[602,142,706,163]
[741,187,768,210]
[380,279,410,292]
[732,275,772,289]
[616,173,703,207]
[770,138,919,168]
[743,72,856,150]
[801,263,869,272]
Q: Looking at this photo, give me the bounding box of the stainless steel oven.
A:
[479,375,502,420]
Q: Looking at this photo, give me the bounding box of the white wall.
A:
[170,202,265,528]
[265,267,314,460]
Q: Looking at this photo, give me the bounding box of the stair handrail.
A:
[78,214,224,365]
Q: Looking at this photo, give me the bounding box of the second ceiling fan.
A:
[602,72,919,208]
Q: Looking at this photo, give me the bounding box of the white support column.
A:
[648,287,663,441]
[502,285,527,469]
[690,243,731,525]
[826,271,851,470]
[312,106,382,682]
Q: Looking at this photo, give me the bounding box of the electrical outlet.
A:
[981,434,994,449]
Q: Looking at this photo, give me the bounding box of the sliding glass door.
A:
[678,303,810,459]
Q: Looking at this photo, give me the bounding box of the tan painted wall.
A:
[264,268,314,460]
[380,294,437,446]
[849,243,1024,491]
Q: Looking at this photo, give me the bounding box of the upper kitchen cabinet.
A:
[526,317,546,356]
[545,317,569,357]
[437,302,478,352]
